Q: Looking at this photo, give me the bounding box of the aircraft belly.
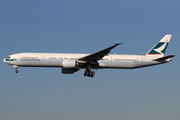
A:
[98,60,157,69]
[99,60,138,68]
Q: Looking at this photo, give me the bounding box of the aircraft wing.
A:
[78,43,122,63]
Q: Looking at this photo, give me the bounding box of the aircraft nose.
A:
[3,58,6,63]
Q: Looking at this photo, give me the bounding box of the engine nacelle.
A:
[62,59,76,68]
[62,68,79,74]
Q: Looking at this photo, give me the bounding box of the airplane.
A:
[3,34,175,78]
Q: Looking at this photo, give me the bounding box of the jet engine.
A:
[62,68,79,74]
[61,59,79,74]
[62,59,77,68]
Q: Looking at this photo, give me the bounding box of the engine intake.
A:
[62,59,77,68]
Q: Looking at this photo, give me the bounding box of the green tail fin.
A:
[146,34,172,57]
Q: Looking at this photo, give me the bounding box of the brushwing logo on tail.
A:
[147,41,169,55]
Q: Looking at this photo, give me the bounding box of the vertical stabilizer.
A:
[146,34,172,57]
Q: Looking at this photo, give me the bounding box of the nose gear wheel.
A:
[13,65,18,73]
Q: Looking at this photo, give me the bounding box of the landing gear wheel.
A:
[87,73,91,77]
[84,73,87,76]
[91,75,94,78]
[92,71,95,75]
[15,70,18,73]
[90,71,95,78]
[84,68,95,78]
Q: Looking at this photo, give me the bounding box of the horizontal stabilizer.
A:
[153,55,176,61]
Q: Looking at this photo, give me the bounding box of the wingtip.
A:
[116,43,122,45]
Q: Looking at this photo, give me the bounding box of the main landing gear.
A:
[84,69,95,78]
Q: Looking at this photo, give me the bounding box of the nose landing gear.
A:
[15,69,18,73]
[13,65,18,73]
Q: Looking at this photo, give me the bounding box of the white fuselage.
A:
[3,53,168,69]
[3,35,174,77]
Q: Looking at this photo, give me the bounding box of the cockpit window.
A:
[7,56,10,58]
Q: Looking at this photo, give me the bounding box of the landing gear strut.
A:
[84,69,95,78]
[13,65,18,73]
